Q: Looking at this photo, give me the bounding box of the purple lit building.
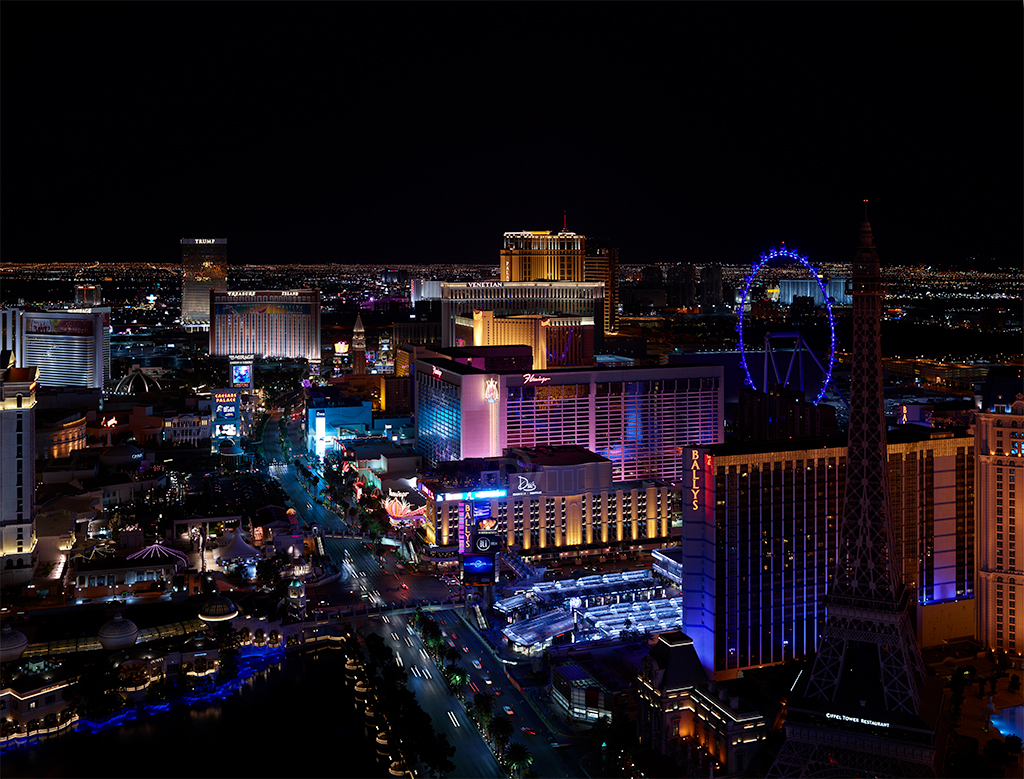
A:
[679,426,975,679]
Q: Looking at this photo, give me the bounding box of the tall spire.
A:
[860,199,874,248]
[768,208,941,778]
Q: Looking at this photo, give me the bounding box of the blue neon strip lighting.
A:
[735,244,837,405]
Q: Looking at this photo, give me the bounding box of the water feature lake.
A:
[3,646,384,778]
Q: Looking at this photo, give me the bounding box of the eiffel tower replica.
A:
[769,206,948,778]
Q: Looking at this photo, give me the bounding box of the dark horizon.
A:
[2,3,1020,270]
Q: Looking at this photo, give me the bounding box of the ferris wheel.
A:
[735,243,840,406]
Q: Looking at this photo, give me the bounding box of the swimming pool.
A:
[991,705,1023,740]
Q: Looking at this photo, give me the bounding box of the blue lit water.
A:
[992,705,1023,740]
[2,646,382,778]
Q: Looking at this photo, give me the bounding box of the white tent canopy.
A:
[215,528,261,562]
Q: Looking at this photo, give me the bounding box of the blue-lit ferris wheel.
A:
[735,243,838,406]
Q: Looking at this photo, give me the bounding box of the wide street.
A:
[381,608,586,779]
[256,407,594,777]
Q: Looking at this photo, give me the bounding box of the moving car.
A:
[472,660,482,670]
[503,705,514,717]
[521,727,537,735]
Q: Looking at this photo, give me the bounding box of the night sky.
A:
[3,2,1020,269]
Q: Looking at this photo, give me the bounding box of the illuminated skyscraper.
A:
[181,238,227,330]
[440,281,604,348]
[499,226,619,335]
[682,426,974,681]
[74,284,102,306]
[414,358,724,482]
[352,314,366,375]
[209,289,321,362]
[973,394,1023,655]
[500,229,584,283]
[584,239,620,334]
[0,351,37,586]
[1,308,107,388]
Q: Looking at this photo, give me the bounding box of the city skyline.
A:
[2,3,1020,269]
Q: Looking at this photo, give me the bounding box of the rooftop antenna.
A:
[563,211,567,232]
[863,198,869,220]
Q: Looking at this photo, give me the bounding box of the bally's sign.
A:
[690,449,704,511]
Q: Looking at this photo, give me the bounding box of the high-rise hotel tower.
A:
[181,238,227,330]
[974,393,1024,655]
[0,351,37,586]
[499,225,619,335]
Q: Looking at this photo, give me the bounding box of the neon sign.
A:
[432,366,443,378]
[690,449,701,510]
[523,373,550,384]
[485,378,499,403]
[826,713,889,728]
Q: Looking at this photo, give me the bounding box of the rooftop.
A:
[507,445,609,467]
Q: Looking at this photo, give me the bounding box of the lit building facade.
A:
[453,310,595,370]
[64,307,111,381]
[415,360,724,482]
[74,284,102,306]
[36,410,88,460]
[418,446,676,563]
[500,230,584,283]
[2,309,107,388]
[679,426,975,679]
[974,394,1024,655]
[1,352,38,586]
[637,632,769,777]
[440,281,604,348]
[584,241,620,333]
[180,238,227,330]
[209,289,321,362]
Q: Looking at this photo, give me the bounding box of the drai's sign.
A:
[523,373,550,384]
[432,366,443,378]
[512,474,542,497]
[826,713,889,728]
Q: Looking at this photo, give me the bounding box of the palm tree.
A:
[505,741,532,779]
[473,691,495,726]
[487,714,514,754]
[442,645,460,670]
[447,665,470,698]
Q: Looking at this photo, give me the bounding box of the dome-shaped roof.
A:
[114,367,162,396]
[199,594,238,623]
[98,613,139,650]
[218,439,244,455]
[100,443,145,467]
[0,623,29,663]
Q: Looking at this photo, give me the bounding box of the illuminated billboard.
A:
[231,364,252,387]
[216,423,238,437]
[213,390,239,420]
[462,554,495,586]
[26,316,94,336]
[214,300,316,319]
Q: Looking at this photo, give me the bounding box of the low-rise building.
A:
[636,631,769,776]
[418,446,677,567]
